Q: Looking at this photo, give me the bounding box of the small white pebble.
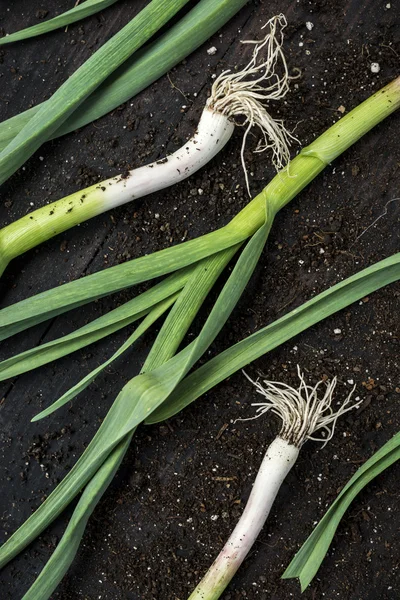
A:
[210,515,219,521]
[306,21,314,31]
[207,46,217,56]
[333,328,342,335]
[198,188,204,195]
[370,62,380,73]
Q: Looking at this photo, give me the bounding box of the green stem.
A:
[0,183,106,271]
[230,76,400,227]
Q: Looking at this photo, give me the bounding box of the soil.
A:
[0,1,399,599]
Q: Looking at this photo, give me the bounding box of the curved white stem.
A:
[189,437,298,600]
[100,107,234,211]
[0,108,234,268]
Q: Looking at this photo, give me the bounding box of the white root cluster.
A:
[243,365,362,447]
[207,14,297,195]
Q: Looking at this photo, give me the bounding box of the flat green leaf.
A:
[0,0,190,185]
[0,218,256,340]
[148,252,400,422]
[0,268,190,373]
[32,294,178,421]
[21,434,132,600]
[282,431,400,590]
[0,0,249,151]
[0,0,119,46]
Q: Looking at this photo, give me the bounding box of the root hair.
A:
[207,14,299,195]
[241,365,362,448]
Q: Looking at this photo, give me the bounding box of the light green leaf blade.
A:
[148,252,400,422]
[0,219,255,340]
[0,0,249,151]
[0,268,189,375]
[282,431,400,591]
[0,0,119,46]
[32,293,178,421]
[0,0,190,186]
[142,245,240,371]
[21,434,132,600]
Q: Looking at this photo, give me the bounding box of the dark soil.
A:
[0,1,399,599]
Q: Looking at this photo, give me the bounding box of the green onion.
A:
[0,0,119,45]
[4,251,400,599]
[187,369,362,600]
[0,0,249,152]
[0,0,191,186]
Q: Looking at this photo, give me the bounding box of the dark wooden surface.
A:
[0,1,399,599]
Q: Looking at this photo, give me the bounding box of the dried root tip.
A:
[207,14,298,195]
[243,365,362,448]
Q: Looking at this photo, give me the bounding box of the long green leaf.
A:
[0,0,119,46]
[32,244,240,420]
[0,0,249,151]
[21,434,133,600]
[0,0,190,186]
[32,293,178,421]
[0,218,271,569]
[282,431,400,590]
[0,268,190,371]
[148,252,400,422]
[0,217,257,340]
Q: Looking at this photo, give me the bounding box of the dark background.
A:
[0,1,399,598]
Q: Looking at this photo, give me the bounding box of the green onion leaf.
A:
[0,219,256,340]
[0,268,190,357]
[148,252,400,422]
[282,431,400,591]
[20,435,132,600]
[32,294,178,421]
[0,0,120,46]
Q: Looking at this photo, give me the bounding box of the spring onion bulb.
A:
[188,367,362,600]
[0,15,294,277]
